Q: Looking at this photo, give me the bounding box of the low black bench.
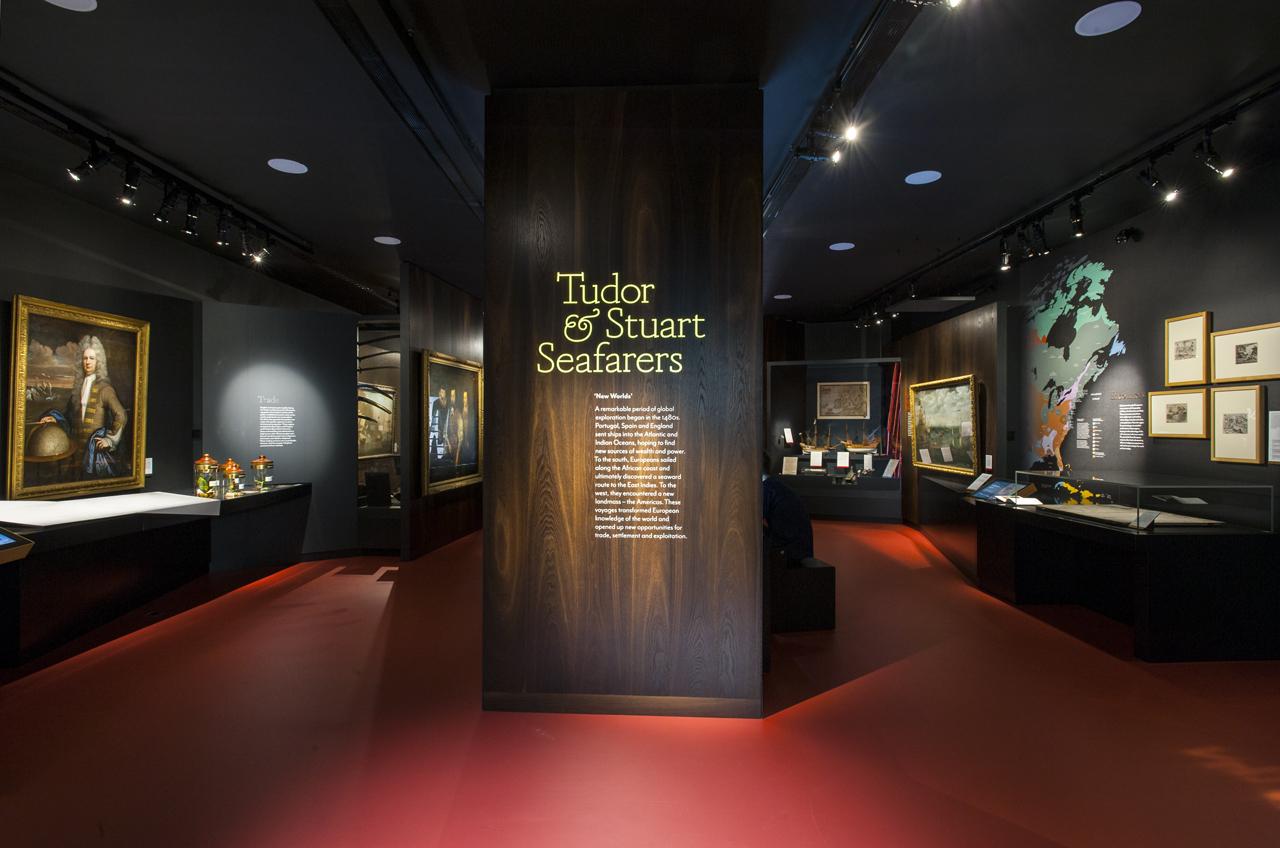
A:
[771,556,835,633]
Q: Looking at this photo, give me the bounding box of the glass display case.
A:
[1011,469,1274,533]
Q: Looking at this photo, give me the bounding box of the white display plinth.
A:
[0,492,220,527]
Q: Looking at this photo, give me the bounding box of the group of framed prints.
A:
[1153,311,1274,464]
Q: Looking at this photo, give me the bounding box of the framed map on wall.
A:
[816,381,870,419]
[8,295,150,500]
[908,374,978,476]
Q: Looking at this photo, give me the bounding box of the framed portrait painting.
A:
[357,382,397,459]
[1211,321,1280,383]
[908,374,979,476]
[8,295,149,500]
[423,351,483,493]
[1164,311,1209,386]
[1210,385,1264,464]
[1148,389,1206,439]
[816,381,870,419]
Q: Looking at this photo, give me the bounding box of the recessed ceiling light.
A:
[904,170,942,185]
[267,158,309,175]
[773,294,792,300]
[829,242,856,251]
[42,0,98,11]
[1075,2,1142,37]
[373,236,402,246]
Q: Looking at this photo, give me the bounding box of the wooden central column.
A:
[484,85,762,717]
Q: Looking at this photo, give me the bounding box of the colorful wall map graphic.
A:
[1026,258,1126,470]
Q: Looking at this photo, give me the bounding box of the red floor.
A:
[3,522,1280,846]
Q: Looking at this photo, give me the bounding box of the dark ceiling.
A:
[2,1,1279,318]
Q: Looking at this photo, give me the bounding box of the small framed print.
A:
[1148,389,1206,438]
[1211,385,1265,464]
[1164,311,1209,386]
[1211,321,1280,383]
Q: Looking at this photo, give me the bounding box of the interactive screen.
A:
[973,480,1028,502]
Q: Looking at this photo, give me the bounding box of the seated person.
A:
[762,453,814,564]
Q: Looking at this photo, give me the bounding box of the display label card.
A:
[1012,497,1043,506]
[836,451,850,469]
[919,449,932,464]
[984,454,994,471]
[966,473,993,492]
[809,450,824,468]
[1135,509,1161,529]
[1271,412,1280,463]
[883,458,899,478]
[863,453,873,472]
[940,446,954,463]
[783,427,794,445]
[781,456,798,476]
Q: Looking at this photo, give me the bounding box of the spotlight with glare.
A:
[67,145,110,182]
[1032,220,1050,256]
[118,161,141,206]
[1069,198,1085,238]
[215,210,231,247]
[1194,131,1235,179]
[830,149,843,164]
[154,185,180,224]
[183,194,200,237]
[1139,161,1178,203]
[843,124,859,142]
[999,236,1013,271]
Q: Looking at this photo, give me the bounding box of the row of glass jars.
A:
[194,453,274,499]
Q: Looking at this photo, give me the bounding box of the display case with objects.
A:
[1011,469,1274,534]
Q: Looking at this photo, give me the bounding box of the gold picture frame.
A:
[908,374,979,476]
[8,295,150,500]
[1164,311,1210,386]
[1210,385,1264,464]
[423,351,484,493]
[1147,388,1207,439]
[1211,320,1280,383]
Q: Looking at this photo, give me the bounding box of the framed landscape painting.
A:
[908,374,978,476]
[423,351,483,493]
[8,295,149,500]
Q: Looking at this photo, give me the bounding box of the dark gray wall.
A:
[201,301,357,554]
[1008,154,1280,493]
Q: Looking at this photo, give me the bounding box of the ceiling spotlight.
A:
[773,293,792,300]
[183,195,200,237]
[999,236,1013,271]
[1069,198,1085,238]
[250,235,273,264]
[240,230,251,257]
[1194,131,1235,179]
[153,185,180,224]
[1017,228,1035,260]
[843,124,859,142]
[1139,160,1178,203]
[67,144,110,182]
[1032,220,1051,256]
[118,161,141,206]
[830,149,843,164]
[215,210,231,247]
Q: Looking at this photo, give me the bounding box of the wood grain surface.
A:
[893,303,1001,524]
[400,263,484,559]
[484,86,762,716]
